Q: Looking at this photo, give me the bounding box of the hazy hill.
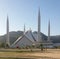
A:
[0,31,23,44]
[51,36,60,43]
[0,31,60,45]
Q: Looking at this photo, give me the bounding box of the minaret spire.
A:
[24,24,25,34]
[6,15,10,47]
[48,20,50,41]
[38,8,41,42]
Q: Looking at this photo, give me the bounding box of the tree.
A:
[40,44,43,51]
[0,43,5,48]
[5,44,10,48]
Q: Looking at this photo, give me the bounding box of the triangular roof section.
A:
[32,32,47,42]
[32,32,38,42]
[25,30,36,42]
[10,35,23,47]
[11,35,33,48]
[11,31,35,47]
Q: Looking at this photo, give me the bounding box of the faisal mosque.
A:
[6,8,53,48]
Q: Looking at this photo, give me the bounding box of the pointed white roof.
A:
[11,30,36,47]
[25,30,36,42]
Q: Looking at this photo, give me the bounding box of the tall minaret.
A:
[37,8,41,42]
[24,24,25,34]
[48,20,50,42]
[6,16,10,47]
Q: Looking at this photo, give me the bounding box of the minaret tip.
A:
[24,24,25,34]
[49,19,50,24]
[28,27,31,31]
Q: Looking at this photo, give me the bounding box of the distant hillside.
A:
[0,31,23,44]
[0,31,60,45]
[51,35,60,43]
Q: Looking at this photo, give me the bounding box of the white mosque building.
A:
[6,9,53,48]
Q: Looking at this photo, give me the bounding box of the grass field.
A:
[0,49,60,59]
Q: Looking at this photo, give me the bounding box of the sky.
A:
[0,0,60,36]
